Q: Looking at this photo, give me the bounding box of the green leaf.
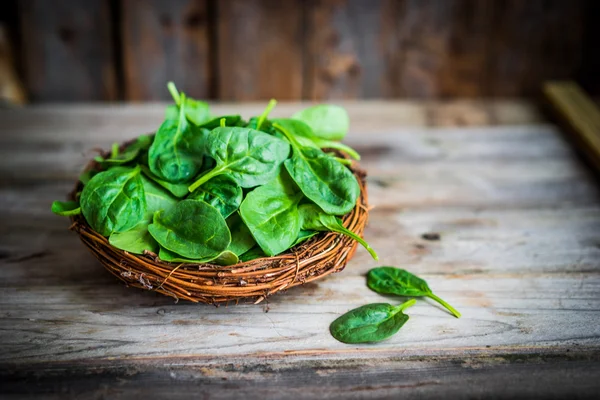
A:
[79,169,97,185]
[274,121,359,216]
[140,165,189,198]
[188,127,290,192]
[292,104,349,140]
[80,166,146,236]
[226,212,256,256]
[329,300,415,344]
[101,135,153,166]
[197,115,243,130]
[299,204,378,260]
[291,230,317,248]
[188,175,242,218]
[51,200,81,217]
[159,247,239,266]
[239,170,303,256]
[166,82,212,126]
[149,93,207,183]
[239,246,267,262]
[273,118,360,160]
[367,267,461,318]
[148,199,231,260]
[109,221,158,254]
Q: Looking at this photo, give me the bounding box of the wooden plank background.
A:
[4,0,595,102]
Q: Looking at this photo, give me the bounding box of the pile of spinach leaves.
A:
[52,82,377,266]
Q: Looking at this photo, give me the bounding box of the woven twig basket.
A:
[69,143,369,305]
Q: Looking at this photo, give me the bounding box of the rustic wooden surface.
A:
[1,101,600,399]
[9,0,593,101]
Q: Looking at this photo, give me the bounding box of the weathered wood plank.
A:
[122,0,211,101]
[216,0,304,100]
[19,0,116,101]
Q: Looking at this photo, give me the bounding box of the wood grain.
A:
[18,0,116,102]
[122,0,211,101]
[0,101,599,396]
[216,0,304,100]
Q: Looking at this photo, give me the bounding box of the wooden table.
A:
[1,101,599,399]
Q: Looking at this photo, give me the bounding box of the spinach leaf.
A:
[239,170,303,256]
[159,247,239,266]
[166,82,211,126]
[197,115,243,130]
[79,169,97,185]
[188,127,290,192]
[273,118,359,160]
[299,204,378,260]
[329,299,415,344]
[109,221,158,255]
[292,104,349,140]
[239,246,267,262]
[226,212,256,256]
[274,121,359,215]
[108,176,178,255]
[148,199,230,260]
[188,175,242,218]
[51,200,81,216]
[80,166,146,236]
[149,93,206,183]
[367,267,461,318]
[291,230,317,248]
[140,165,189,198]
[99,135,153,166]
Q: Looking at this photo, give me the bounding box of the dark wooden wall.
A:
[6,0,597,102]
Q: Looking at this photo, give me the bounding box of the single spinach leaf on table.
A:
[226,212,256,256]
[80,166,146,236]
[188,175,242,218]
[299,204,378,260]
[367,267,461,318]
[188,127,290,192]
[165,82,212,126]
[149,93,207,183]
[159,247,239,266]
[140,165,189,198]
[108,176,178,255]
[51,201,81,216]
[292,104,349,141]
[148,199,231,260]
[239,170,303,256]
[272,118,360,160]
[274,120,359,216]
[329,299,416,344]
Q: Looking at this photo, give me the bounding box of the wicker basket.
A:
[69,143,370,305]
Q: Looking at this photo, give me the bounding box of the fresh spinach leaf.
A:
[100,135,153,167]
[299,204,378,260]
[367,267,461,318]
[159,247,239,266]
[239,170,303,256]
[226,212,256,256]
[79,169,97,185]
[291,230,317,248]
[274,120,359,216]
[140,165,189,198]
[197,115,243,130]
[329,299,416,344]
[188,175,242,218]
[273,118,360,160]
[188,127,290,192]
[148,199,230,260]
[51,201,81,216]
[292,104,349,140]
[239,246,267,262]
[149,93,206,183]
[166,82,212,126]
[80,166,146,236]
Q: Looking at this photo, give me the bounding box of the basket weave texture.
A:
[70,149,370,305]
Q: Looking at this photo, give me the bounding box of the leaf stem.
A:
[335,221,379,260]
[167,81,181,105]
[317,140,361,160]
[111,142,119,159]
[395,298,416,312]
[334,157,352,166]
[219,117,226,127]
[427,293,461,318]
[256,99,277,130]
[188,167,225,192]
